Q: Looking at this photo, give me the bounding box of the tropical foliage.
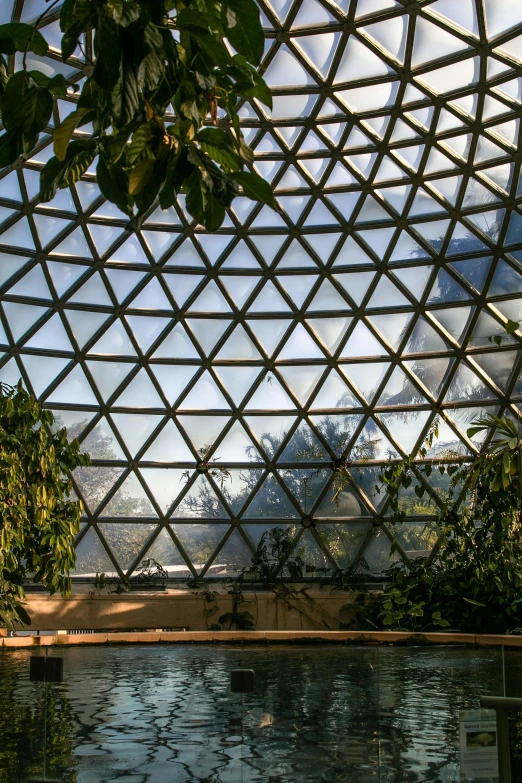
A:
[366,414,522,634]
[0,0,274,230]
[0,382,89,629]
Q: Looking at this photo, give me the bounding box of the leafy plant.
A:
[0,0,275,230]
[366,413,522,634]
[132,557,169,586]
[0,382,90,629]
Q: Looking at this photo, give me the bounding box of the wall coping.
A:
[2,631,522,648]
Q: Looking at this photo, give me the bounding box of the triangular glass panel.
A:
[243,472,299,519]
[65,310,111,349]
[170,523,226,573]
[138,527,189,576]
[367,276,410,308]
[73,527,116,577]
[87,224,122,257]
[142,419,194,462]
[264,45,316,89]
[308,279,351,312]
[89,320,137,357]
[81,417,126,460]
[340,321,387,358]
[488,259,522,296]
[9,265,51,299]
[2,302,48,342]
[377,365,424,407]
[74,466,125,513]
[213,366,262,406]
[311,369,360,409]
[150,364,198,406]
[278,324,325,360]
[246,319,292,357]
[164,238,205,268]
[245,374,296,410]
[47,261,90,298]
[278,420,329,463]
[125,315,170,354]
[443,361,498,403]
[186,318,231,355]
[368,313,413,351]
[139,468,188,513]
[98,523,157,572]
[357,529,400,575]
[215,324,262,360]
[179,371,230,410]
[280,468,330,514]
[46,364,98,405]
[108,234,151,265]
[171,474,229,519]
[25,313,72,352]
[334,35,392,84]
[111,412,164,457]
[249,280,292,312]
[403,357,454,400]
[177,415,229,455]
[152,322,200,359]
[378,410,431,455]
[189,280,232,313]
[306,316,352,354]
[315,522,371,568]
[32,214,72,248]
[339,362,389,402]
[129,278,172,311]
[293,31,341,79]
[472,351,518,393]
[205,528,254,577]
[428,306,474,345]
[427,269,472,305]
[213,421,263,463]
[67,273,112,307]
[0,216,35,251]
[21,354,70,398]
[278,365,325,405]
[163,272,205,305]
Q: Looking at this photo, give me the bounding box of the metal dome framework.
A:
[1,0,522,580]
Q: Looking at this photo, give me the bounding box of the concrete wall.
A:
[20,587,358,632]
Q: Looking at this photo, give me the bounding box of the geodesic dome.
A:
[1,0,522,580]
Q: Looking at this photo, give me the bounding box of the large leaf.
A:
[93,16,121,90]
[96,155,133,215]
[232,170,276,207]
[53,107,90,161]
[40,140,97,202]
[129,159,155,195]
[60,0,95,33]
[225,0,264,66]
[0,130,25,167]
[0,23,48,56]
[1,72,53,136]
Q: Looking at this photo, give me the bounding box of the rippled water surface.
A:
[1,644,521,782]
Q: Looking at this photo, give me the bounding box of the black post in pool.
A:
[27,649,64,783]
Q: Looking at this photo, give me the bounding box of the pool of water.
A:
[0,644,521,782]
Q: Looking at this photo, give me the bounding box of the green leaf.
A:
[114,58,140,127]
[40,140,97,202]
[93,16,121,90]
[0,23,48,56]
[225,0,265,66]
[96,155,133,216]
[1,72,53,137]
[414,484,425,498]
[129,159,155,196]
[463,597,487,607]
[53,107,89,161]
[60,0,95,34]
[127,123,153,166]
[0,130,25,167]
[232,170,276,207]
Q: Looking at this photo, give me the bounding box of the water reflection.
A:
[1,645,521,782]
